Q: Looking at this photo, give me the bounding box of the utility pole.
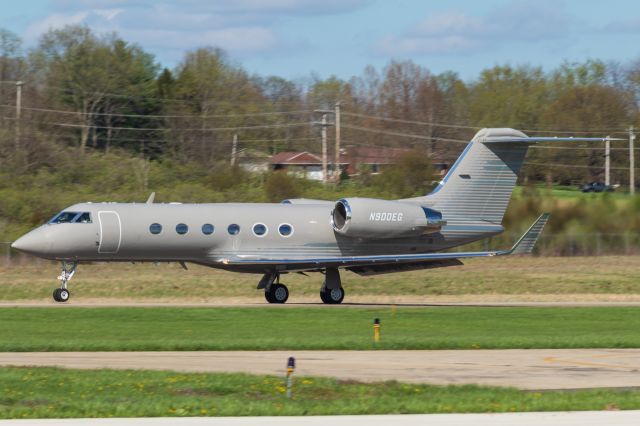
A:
[321,113,328,184]
[630,126,636,195]
[313,109,333,184]
[231,133,238,166]
[15,81,22,153]
[605,136,610,187]
[334,102,341,183]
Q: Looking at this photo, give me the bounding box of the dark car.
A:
[580,182,614,193]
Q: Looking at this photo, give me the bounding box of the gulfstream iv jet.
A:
[11,128,606,304]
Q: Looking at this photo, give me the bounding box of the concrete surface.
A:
[3,349,640,390]
[1,412,640,426]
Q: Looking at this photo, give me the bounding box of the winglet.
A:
[499,213,550,255]
[146,192,156,204]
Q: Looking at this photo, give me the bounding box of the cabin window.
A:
[75,212,92,223]
[202,224,214,235]
[252,223,267,237]
[149,223,162,234]
[176,223,189,235]
[278,223,293,237]
[228,224,240,235]
[49,211,93,224]
[49,211,80,224]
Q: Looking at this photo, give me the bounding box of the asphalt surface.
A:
[1,412,640,426]
[3,349,640,390]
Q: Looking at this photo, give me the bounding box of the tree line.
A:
[4,25,640,249]
[1,25,640,185]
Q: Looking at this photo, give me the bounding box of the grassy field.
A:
[2,366,640,418]
[2,306,640,351]
[3,256,640,302]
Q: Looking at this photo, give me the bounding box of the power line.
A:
[343,111,629,135]
[342,124,469,143]
[7,116,311,132]
[43,84,307,106]
[0,104,312,119]
[342,111,478,130]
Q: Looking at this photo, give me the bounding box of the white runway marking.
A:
[3,349,640,390]
[1,412,640,426]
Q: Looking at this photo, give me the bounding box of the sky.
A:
[4,0,640,81]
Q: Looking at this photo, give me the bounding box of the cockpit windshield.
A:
[48,211,92,224]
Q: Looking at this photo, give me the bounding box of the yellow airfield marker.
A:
[373,318,381,343]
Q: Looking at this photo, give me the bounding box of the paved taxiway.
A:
[2,412,640,426]
[3,349,640,390]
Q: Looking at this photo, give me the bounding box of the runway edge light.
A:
[373,318,381,343]
[286,356,296,399]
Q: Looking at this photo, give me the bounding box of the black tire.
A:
[320,287,345,304]
[265,284,288,304]
[52,288,61,302]
[264,289,274,303]
[320,289,330,304]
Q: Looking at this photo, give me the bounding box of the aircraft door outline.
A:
[98,211,122,254]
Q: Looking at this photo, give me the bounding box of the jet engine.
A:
[331,198,445,239]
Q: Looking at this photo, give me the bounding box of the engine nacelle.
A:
[331,198,445,239]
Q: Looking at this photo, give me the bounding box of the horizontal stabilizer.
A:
[481,136,620,144]
[499,213,550,255]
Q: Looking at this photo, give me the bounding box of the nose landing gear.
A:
[53,261,77,303]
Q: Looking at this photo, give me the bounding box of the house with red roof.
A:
[270,147,449,181]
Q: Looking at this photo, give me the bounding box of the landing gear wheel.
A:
[53,261,77,303]
[265,283,289,304]
[53,288,70,303]
[320,286,345,304]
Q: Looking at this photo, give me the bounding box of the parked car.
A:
[580,182,614,193]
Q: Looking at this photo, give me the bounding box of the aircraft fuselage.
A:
[13,202,503,272]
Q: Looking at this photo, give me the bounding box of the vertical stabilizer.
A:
[419,128,529,224]
[406,128,609,224]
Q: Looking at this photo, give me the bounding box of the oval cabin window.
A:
[278,224,293,237]
[253,223,267,236]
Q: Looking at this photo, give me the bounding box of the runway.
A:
[1,412,640,426]
[3,349,640,390]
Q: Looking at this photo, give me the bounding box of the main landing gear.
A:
[53,261,77,303]
[258,272,289,304]
[257,268,345,305]
[320,268,345,305]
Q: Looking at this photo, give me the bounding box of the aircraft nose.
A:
[11,231,49,256]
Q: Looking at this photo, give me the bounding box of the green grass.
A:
[3,306,640,351]
[2,366,640,418]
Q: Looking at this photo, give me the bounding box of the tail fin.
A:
[410,128,609,224]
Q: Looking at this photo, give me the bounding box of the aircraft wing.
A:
[218,213,550,272]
